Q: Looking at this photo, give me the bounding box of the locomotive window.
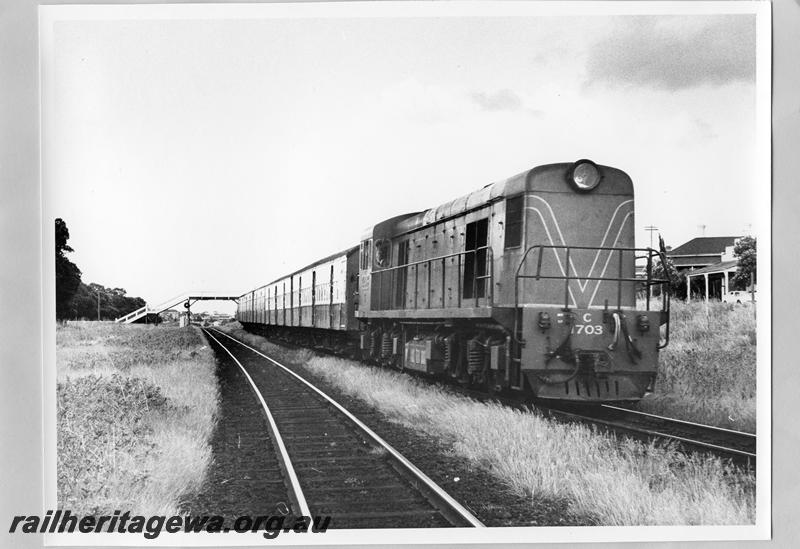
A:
[374,239,391,268]
[504,195,524,249]
[360,240,372,270]
[394,240,410,308]
[464,219,489,299]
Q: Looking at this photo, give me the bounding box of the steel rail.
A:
[202,329,311,517]
[600,404,756,438]
[209,328,485,528]
[545,404,756,461]
[409,380,757,463]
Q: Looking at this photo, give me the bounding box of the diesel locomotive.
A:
[237,160,670,402]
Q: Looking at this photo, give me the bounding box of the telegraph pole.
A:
[96,290,101,321]
[643,226,660,301]
[644,225,659,249]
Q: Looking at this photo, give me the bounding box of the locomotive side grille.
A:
[380,332,393,359]
[467,338,484,374]
[443,335,456,372]
[370,330,381,357]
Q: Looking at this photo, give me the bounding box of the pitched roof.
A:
[683,259,739,276]
[668,237,740,257]
[672,256,724,267]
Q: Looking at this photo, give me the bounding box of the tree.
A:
[731,236,756,290]
[55,218,82,320]
[54,219,146,320]
[651,255,685,297]
[71,282,145,320]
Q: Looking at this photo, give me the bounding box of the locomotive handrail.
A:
[371,245,491,274]
[372,246,493,310]
[513,244,670,347]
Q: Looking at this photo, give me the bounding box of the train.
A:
[236,159,671,402]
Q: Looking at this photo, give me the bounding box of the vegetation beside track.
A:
[57,321,219,514]
[642,300,757,433]
[216,323,755,526]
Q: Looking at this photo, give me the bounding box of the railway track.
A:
[201,327,484,529]
[542,402,757,466]
[240,331,758,468]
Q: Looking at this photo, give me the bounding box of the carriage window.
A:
[505,195,524,249]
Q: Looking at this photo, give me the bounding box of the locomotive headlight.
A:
[568,159,602,192]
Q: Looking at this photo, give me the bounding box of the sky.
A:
[43,4,766,314]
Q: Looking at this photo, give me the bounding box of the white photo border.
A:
[37,1,772,546]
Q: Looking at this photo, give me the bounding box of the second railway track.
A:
[542,402,757,466]
[201,327,484,529]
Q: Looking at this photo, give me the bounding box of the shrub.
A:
[57,374,167,512]
[57,322,219,514]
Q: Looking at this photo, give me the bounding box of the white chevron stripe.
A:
[525,197,634,308]
[527,197,633,292]
[581,200,635,287]
[587,211,633,308]
[527,207,578,308]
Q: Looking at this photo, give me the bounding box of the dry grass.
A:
[641,300,757,432]
[57,321,219,515]
[216,324,755,526]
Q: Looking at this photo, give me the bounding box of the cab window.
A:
[504,195,524,249]
[374,239,391,268]
[360,239,372,270]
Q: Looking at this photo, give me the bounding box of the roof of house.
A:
[668,236,740,257]
[683,259,739,277]
[671,255,726,268]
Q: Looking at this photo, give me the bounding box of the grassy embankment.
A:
[640,300,757,433]
[57,322,219,515]
[216,324,755,526]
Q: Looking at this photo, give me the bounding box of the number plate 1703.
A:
[557,312,604,336]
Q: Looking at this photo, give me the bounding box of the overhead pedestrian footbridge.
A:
[115,291,240,324]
